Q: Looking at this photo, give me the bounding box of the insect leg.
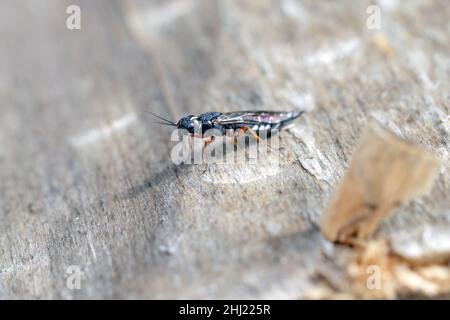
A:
[189,133,208,164]
[203,136,215,153]
[242,126,273,154]
[201,136,216,173]
[233,127,252,161]
[241,126,261,142]
[224,129,237,145]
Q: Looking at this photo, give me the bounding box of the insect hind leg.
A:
[241,126,274,156]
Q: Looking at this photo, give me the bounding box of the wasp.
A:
[150,110,304,145]
[150,110,304,167]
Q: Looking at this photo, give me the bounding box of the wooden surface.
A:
[0,0,449,299]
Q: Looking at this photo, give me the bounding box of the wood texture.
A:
[0,0,448,299]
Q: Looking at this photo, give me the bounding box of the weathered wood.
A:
[0,0,448,299]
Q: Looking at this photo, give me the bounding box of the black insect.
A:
[149,110,304,142]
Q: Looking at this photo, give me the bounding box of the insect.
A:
[149,110,304,147]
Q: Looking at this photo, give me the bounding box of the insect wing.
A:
[216,111,300,125]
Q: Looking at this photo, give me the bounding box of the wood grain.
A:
[0,0,448,299]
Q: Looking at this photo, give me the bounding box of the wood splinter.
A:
[321,120,440,244]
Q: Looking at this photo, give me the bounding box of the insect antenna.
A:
[153,121,177,127]
[145,111,177,126]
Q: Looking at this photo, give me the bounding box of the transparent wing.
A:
[216,111,301,125]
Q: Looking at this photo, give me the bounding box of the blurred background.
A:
[0,0,448,299]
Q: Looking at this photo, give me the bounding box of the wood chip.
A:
[321,120,440,243]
